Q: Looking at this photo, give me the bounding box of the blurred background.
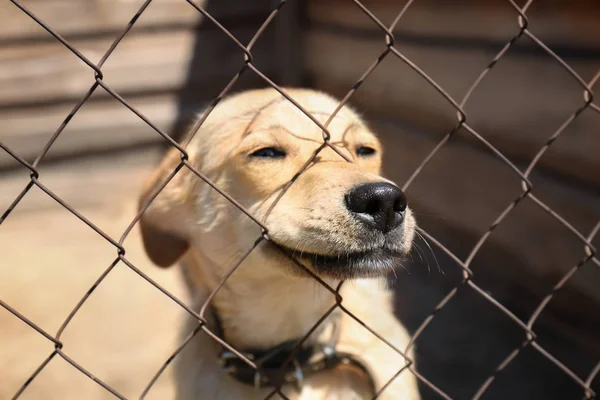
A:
[1,0,599,399]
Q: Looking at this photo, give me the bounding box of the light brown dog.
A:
[138,88,421,399]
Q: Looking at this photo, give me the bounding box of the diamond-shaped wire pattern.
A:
[1,0,599,399]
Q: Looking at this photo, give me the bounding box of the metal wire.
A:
[1,0,599,399]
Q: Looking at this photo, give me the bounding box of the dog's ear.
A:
[138,148,193,268]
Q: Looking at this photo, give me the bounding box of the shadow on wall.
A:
[393,237,599,400]
[170,0,306,142]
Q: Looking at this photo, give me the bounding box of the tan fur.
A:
[138,88,421,399]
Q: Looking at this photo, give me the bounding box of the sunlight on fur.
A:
[138,88,421,399]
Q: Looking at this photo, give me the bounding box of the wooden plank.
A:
[1,94,179,169]
[0,0,273,42]
[0,74,272,169]
[0,28,267,107]
[306,30,600,189]
[308,0,600,49]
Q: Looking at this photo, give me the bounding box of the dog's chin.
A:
[274,243,405,280]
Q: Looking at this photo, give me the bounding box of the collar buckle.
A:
[291,358,304,392]
[253,371,262,389]
[218,350,254,372]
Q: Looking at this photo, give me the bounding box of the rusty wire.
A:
[1,0,599,399]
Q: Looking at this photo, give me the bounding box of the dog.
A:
[138,88,421,399]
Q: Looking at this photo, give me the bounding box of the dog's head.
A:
[139,88,415,281]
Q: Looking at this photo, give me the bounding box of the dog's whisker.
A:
[397,261,409,274]
[412,232,431,276]
[390,265,399,281]
[415,230,443,275]
[412,242,425,263]
[411,242,430,275]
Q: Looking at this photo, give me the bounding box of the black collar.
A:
[218,339,317,390]
[212,310,376,393]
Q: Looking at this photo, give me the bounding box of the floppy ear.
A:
[138,148,194,268]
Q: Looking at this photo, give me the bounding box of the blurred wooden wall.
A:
[0,0,281,169]
[306,0,600,188]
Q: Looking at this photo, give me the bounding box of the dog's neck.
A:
[184,249,339,351]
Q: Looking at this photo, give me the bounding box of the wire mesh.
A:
[1,0,599,399]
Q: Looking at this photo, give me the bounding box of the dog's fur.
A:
[138,88,421,399]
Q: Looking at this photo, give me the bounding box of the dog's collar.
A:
[212,311,375,393]
[218,339,316,390]
[218,341,375,393]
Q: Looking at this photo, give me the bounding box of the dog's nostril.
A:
[364,199,382,215]
[394,196,407,212]
[345,182,407,233]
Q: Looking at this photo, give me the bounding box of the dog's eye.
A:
[249,147,286,159]
[356,146,376,157]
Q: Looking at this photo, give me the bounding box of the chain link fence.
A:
[1,0,599,399]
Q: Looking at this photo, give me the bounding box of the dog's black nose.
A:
[345,182,407,233]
